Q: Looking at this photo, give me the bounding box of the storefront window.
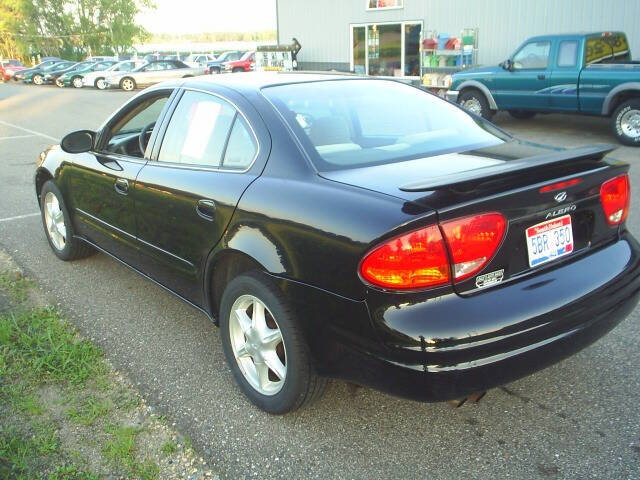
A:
[404,23,421,76]
[367,0,403,9]
[353,26,366,75]
[367,24,401,76]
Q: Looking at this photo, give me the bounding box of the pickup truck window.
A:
[585,34,630,64]
[513,42,550,69]
[557,41,578,67]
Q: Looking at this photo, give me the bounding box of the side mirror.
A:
[60,130,95,154]
[502,59,514,71]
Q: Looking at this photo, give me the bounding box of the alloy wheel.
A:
[228,294,287,396]
[121,79,134,91]
[462,97,483,116]
[33,75,43,85]
[72,77,83,88]
[96,78,106,90]
[620,109,640,139]
[43,191,66,251]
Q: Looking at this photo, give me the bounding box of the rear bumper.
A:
[335,234,640,402]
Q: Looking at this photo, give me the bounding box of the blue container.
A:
[437,33,450,50]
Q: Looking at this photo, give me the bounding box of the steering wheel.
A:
[138,121,156,155]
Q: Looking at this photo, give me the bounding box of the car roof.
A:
[526,31,626,42]
[156,71,364,94]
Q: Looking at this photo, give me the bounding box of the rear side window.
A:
[223,116,257,170]
[557,41,578,67]
[158,90,236,167]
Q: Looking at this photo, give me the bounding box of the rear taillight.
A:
[440,213,506,281]
[360,213,507,290]
[600,174,630,226]
[359,225,450,290]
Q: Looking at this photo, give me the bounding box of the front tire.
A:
[120,77,136,91]
[611,99,640,146]
[210,67,220,75]
[33,74,44,85]
[219,271,327,414]
[458,89,494,120]
[232,67,244,73]
[95,77,106,90]
[508,110,536,120]
[40,181,94,261]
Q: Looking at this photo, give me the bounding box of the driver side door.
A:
[67,89,175,266]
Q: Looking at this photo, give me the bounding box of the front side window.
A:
[158,91,236,167]
[263,80,506,172]
[513,41,550,69]
[557,41,578,67]
[103,94,170,157]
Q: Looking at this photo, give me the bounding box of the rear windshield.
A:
[585,34,631,64]
[263,79,506,171]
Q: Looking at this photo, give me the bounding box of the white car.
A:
[184,54,215,68]
[104,60,206,91]
[83,60,145,90]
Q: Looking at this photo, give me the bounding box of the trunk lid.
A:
[320,140,628,294]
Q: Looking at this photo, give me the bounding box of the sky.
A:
[137,0,277,34]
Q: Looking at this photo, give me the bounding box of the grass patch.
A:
[161,440,177,456]
[104,425,159,480]
[0,421,59,478]
[0,307,105,384]
[66,395,114,426]
[46,464,100,480]
[0,271,33,303]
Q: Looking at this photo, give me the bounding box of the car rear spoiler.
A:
[399,144,617,192]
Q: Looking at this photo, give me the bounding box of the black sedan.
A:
[35,74,640,414]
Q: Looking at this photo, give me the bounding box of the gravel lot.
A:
[0,81,639,480]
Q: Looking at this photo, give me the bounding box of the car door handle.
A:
[114,178,129,195]
[196,199,216,221]
[537,74,546,80]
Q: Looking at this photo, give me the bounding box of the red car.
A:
[1,60,26,81]
[222,51,255,73]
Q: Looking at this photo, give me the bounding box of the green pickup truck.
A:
[446,32,640,145]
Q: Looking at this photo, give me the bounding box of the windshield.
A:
[263,79,507,172]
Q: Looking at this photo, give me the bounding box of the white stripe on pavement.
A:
[0,212,40,223]
[0,134,36,140]
[0,120,59,142]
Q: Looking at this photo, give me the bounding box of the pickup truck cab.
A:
[447,32,640,145]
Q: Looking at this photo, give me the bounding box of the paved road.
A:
[1,82,639,480]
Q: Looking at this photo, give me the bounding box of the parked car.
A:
[206,51,245,74]
[104,60,205,91]
[223,51,255,73]
[447,31,640,145]
[57,61,117,88]
[35,74,640,414]
[22,61,76,85]
[45,61,95,85]
[0,59,26,81]
[184,53,216,68]
[83,60,145,89]
[14,59,63,82]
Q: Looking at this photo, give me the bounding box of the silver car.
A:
[104,60,205,91]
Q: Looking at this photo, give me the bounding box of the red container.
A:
[423,38,438,50]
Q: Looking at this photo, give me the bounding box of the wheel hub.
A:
[462,97,482,115]
[229,295,287,396]
[620,109,640,139]
[43,191,66,251]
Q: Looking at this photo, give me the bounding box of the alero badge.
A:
[475,269,505,289]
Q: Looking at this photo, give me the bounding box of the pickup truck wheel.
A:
[508,110,536,120]
[612,99,640,146]
[458,89,493,120]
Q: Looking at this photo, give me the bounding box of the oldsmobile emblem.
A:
[554,191,567,202]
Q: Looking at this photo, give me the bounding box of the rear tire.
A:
[232,67,244,73]
[95,77,106,90]
[33,74,44,85]
[219,271,327,414]
[71,76,83,88]
[458,89,494,120]
[120,77,136,91]
[508,110,536,120]
[40,181,95,261]
[210,67,220,75]
[611,99,640,146]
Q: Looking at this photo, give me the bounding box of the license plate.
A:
[526,215,574,267]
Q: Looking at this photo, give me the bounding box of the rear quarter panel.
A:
[579,66,640,114]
